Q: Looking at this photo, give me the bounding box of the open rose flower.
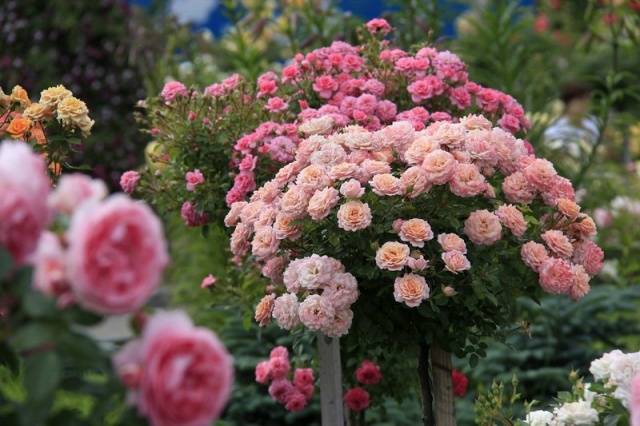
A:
[393,273,429,307]
[464,210,502,246]
[113,310,233,426]
[398,218,433,247]
[539,257,573,295]
[442,250,471,273]
[437,233,467,253]
[49,173,107,215]
[67,195,168,314]
[376,241,410,271]
[337,200,372,231]
[521,241,549,272]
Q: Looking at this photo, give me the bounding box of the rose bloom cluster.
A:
[1,84,94,140]
[252,255,358,337]
[226,113,602,335]
[223,17,529,206]
[344,359,383,412]
[254,346,315,412]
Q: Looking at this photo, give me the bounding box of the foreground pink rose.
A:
[67,195,168,314]
[49,173,107,215]
[33,231,74,307]
[0,141,50,265]
[113,311,233,426]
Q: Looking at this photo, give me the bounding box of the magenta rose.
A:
[113,311,233,426]
[67,195,168,314]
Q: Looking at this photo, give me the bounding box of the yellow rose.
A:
[10,85,31,107]
[39,84,72,109]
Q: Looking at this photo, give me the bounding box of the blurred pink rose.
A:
[67,195,168,314]
[49,173,107,215]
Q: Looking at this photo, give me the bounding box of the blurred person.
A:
[543,82,600,173]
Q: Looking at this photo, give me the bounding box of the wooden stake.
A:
[318,334,344,426]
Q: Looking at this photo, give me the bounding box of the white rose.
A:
[553,401,599,425]
[525,410,554,426]
[589,350,624,382]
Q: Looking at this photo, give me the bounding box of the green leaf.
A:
[0,247,13,281]
[22,290,57,318]
[24,351,61,404]
[10,323,57,352]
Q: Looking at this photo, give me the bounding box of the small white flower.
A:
[525,410,554,426]
[553,400,599,425]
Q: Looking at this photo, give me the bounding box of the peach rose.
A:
[272,214,301,240]
[375,241,410,271]
[361,159,392,177]
[538,257,573,295]
[298,294,335,331]
[399,166,431,198]
[307,187,339,220]
[398,218,433,247]
[541,230,573,258]
[460,114,492,130]
[296,164,331,193]
[464,209,502,246]
[224,201,248,227]
[404,136,439,165]
[39,84,72,109]
[437,233,467,253]
[556,198,580,220]
[422,149,456,185]
[393,273,429,307]
[280,185,310,218]
[568,214,597,239]
[370,173,400,196]
[251,226,279,260]
[6,116,32,138]
[520,241,549,272]
[523,158,557,192]
[569,264,591,301]
[10,85,30,107]
[255,294,276,326]
[337,200,372,231]
[495,204,527,237]
[329,162,360,180]
[441,250,471,273]
[502,171,536,204]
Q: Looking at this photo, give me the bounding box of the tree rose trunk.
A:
[430,343,456,426]
[318,334,345,426]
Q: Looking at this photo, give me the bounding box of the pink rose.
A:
[269,379,294,404]
[464,210,502,246]
[541,230,573,258]
[538,257,573,295]
[556,198,580,220]
[255,294,275,327]
[296,164,331,193]
[569,214,597,239]
[270,346,289,360]
[67,195,168,314]
[460,114,492,130]
[274,214,302,240]
[201,274,217,289]
[376,241,410,271]
[160,80,188,103]
[520,241,549,272]
[523,158,557,192]
[266,96,289,113]
[180,201,209,227]
[120,170,141,194]
[630,375,640,426]
[313,75,338,99]
[298,295,335,331]
[393,273,429,307]
[280,185,310,218]
[337,200,372,231]
[284,390,308,412]
[323,272,358,310]
[404,136,440,165]
[422,149,456,185]
[251,226,279,260]
[340,179,365,198]
[113,311,233,426]
[398,218,433,247]
[361,159,392,177]
[185,169,204,192]
[272,293,300,330]
[572,240,604,276]
[294,368,315,388]
[49,173,107,215]
[330,162,360,181]
[33,231,73,307]
[407,76,445,103]
[307,187,339,220]
[224,201,247,227]
[366,18,392,34]
[255,360,271,384]
[449,163,486,197]
[502,171,536,204]
[437,233,467,253]
[0,142,50,265]
[269,356,291,380]
[442,250,471,274]
[495,204,527,237]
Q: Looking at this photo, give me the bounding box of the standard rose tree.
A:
[0,141,233,425]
